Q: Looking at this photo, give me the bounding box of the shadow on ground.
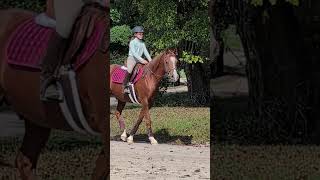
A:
[111,128,193,145]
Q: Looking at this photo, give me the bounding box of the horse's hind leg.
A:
[15,119,51,180]
[115,101,127,141]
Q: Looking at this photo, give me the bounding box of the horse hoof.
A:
[120,135,127,142]
[127,135,134,144]
[120,130,127,142]
[149,137,158,145]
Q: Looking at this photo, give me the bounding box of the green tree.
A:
[177,0,210,105]
[212,0,320,143]
[110,0,211,105]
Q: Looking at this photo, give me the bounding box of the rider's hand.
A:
[142,60,149,64]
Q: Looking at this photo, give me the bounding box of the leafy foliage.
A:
[110,25,132,46]
[138,0,180,51]
[110,52,126,65]
[110,8,121,24]
[111,0,210,62]
[181,51,204,64]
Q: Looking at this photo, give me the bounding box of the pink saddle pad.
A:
[112,66,143,84]
[6,18,104,71]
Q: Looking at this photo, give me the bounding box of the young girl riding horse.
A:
[123,26,153,93]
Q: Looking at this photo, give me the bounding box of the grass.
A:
[110,106,210,145]
[212,144,320,180]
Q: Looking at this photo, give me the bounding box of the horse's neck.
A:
[146,54,165,82]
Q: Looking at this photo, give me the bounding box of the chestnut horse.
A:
[0,4,109,180]
[110,49,179,145]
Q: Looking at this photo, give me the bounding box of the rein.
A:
[144,66,162,80]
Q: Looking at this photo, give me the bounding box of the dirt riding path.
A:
[110,141,210,180]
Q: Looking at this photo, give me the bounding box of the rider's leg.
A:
[40,0,84,101]
[123,56,136,93]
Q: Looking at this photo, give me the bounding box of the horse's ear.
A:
[172,48,178,56]
[173,48,178,55]
[167,48,177,55]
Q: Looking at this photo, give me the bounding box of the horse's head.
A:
[162,49,179,82]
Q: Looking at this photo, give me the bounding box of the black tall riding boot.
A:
[40,32,68,102]
[122,72,132,94]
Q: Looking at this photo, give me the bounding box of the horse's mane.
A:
[143,51,165,77]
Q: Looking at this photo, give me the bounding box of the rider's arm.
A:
[129,40,144,62]
[143,43,152,62]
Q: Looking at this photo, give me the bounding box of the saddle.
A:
[111,64,144,84]
[111,64,144,104]
[6,3,108,71]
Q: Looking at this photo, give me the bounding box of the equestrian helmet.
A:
[132,26,144,33]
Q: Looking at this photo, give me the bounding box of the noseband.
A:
[144,53,177,80]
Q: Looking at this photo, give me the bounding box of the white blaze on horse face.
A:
[170,56,179,82]
[173,69,179,82]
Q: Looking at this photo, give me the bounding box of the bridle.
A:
[145,66,162,80]
[163,54,178,79]
[145,53,177,80]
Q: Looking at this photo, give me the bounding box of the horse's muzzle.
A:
[167,69,179,82]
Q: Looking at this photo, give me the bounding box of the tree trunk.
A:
[209,0,227,78]
[234,0,320,142]
[184,62,211,105]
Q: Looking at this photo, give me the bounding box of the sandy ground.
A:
[110,141,210,180]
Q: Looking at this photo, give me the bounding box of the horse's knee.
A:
[115,111,121,118]
[145,120,151,129]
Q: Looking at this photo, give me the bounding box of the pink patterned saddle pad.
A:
[6,18,104,71]
[112,66,143,84]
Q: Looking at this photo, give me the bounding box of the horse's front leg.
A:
[127,105,147,144]
[144,105,158,145]
[16,119,51,180]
